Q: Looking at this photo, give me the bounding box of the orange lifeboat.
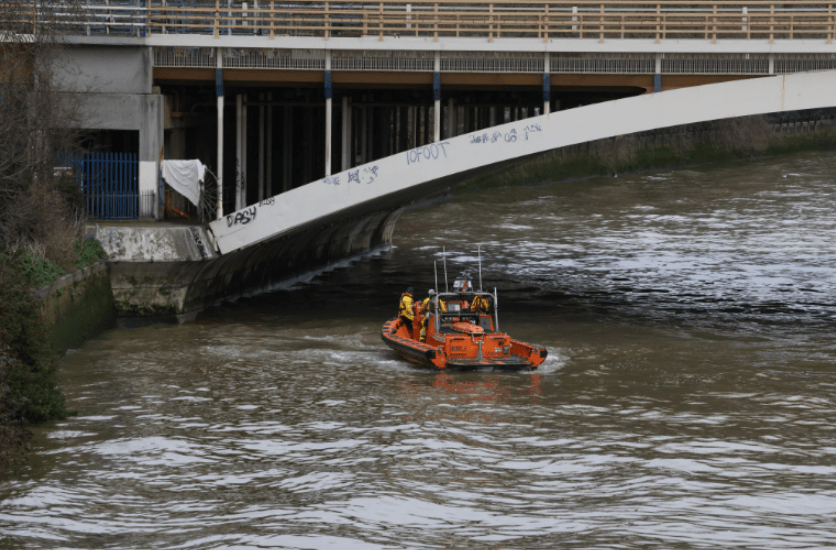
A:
[381,271,548,371]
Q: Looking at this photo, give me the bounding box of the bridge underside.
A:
[152,67,758,209]
[30,3,836,318]
[76,51,836,319]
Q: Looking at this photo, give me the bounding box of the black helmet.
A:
[406,287,414,294]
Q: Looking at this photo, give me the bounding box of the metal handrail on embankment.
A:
[6,1,836,43]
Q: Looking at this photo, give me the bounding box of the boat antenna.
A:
[477,244,483,292]
[434,261,439,294]
[494,287,499,333]
[442,246,449,293]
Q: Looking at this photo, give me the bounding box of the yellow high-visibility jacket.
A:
[399,293,415,320]
[420,297,447,314]
[471,295,489,312]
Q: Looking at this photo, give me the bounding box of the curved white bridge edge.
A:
[209,70,834,255]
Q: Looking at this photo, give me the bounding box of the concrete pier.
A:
[92,205,403,320]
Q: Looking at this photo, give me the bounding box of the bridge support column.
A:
[654,53,662,93]
[283,106,292,192]
[418,106,424,145]
[215,60,224,220]
[360,106,368,163]
[266,92,273,197]
[258,92,265,201]
[381,106,392,156]
[425,106,431,144]
[434,98,441,142]
[325,53,332,177]
[447,98,455,138]
[411,107,417,147]
[424,106,430,144]
[417,106,423,146]
[243,96,249,207]
[303,106,313,183]
[407,107,413,148]
[370,106,377,157]
[434,53,441,142]
[543,53,551,115]
[137,93,163,220]
[403,106,409,150]
[235,94,243,211]
[341,96,351,171]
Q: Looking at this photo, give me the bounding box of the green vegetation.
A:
[7,237,104,291]
[1,0,93,474]
[75,237,107,271]
[18,250,66,288]
[0,238,106,472]
[0,256,68,469]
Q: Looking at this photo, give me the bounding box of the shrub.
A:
[0,256,67,425]
[74,237,107,270]
[17,250,65,289]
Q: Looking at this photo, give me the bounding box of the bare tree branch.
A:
[0,0,88,269]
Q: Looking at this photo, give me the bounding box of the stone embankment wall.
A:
[35,262,115,354]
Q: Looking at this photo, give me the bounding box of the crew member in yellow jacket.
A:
[398,287,415,334]
[470,294,490,313]
[419,289,446,342]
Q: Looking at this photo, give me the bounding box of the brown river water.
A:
[3,151,836,549]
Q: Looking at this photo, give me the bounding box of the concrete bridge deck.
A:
[12,2,835,216]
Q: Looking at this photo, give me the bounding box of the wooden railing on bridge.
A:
[6,1,836,44]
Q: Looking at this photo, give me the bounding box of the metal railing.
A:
[153,47,836,75]
[442,51,544,73]
[76,152,146,220]
[8,2,836,44]
[662,53,770,74]
[775,55,836,72]
[551,53,655,73]
[332,49,435,71]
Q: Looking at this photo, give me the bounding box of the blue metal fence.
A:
[76,152,140,220]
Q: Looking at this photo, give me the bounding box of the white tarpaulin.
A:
[161,160,206,208]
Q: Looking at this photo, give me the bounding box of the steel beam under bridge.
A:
[208,70,836,254]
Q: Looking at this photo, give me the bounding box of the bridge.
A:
[7,2,836,318]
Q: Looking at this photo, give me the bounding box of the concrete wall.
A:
[91,208,401,320]
[73,92,164,200]
[35,262,116,355]
[91,223,216,320]
[56,46,162,215]
[53,45,152,94]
